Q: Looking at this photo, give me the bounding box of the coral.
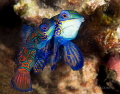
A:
[48,56,103,94]
[14,0,42,25]
[104,52,120,93]
[107,53,120,81]
[13,0,109,25]
[13,0,60,25]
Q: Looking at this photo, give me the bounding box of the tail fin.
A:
[11,69,32,92]
[63,42,84,71]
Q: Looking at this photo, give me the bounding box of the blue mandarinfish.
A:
[49,10,84,71]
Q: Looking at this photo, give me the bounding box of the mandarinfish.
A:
[48,10,85,71]
[11,18,55,92]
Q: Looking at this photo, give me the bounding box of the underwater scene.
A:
[0,0,120,94]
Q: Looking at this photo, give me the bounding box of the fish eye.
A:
[40,24,49,31]
[62,13,68,18]
[42,26,48,30]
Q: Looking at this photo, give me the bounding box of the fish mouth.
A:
[81,18,84,22]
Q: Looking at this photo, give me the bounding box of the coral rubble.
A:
[13,0,109,25]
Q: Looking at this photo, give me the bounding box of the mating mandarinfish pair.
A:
[11,10,84,92]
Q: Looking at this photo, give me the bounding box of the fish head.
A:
[39,18,55,39]
[55,10,84,40]
[59,10,84,22]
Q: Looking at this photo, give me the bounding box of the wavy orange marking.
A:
[30,50,36,54]
[18,68,29,73]
[22,47,27,54]
[19,55,26,61]
[20,62,30,69]
[28,59,33,63]
[32,33,37,39]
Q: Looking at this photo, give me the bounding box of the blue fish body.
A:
[50,10,84,71]
[34,40,53,73]
[33,18,55,73]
